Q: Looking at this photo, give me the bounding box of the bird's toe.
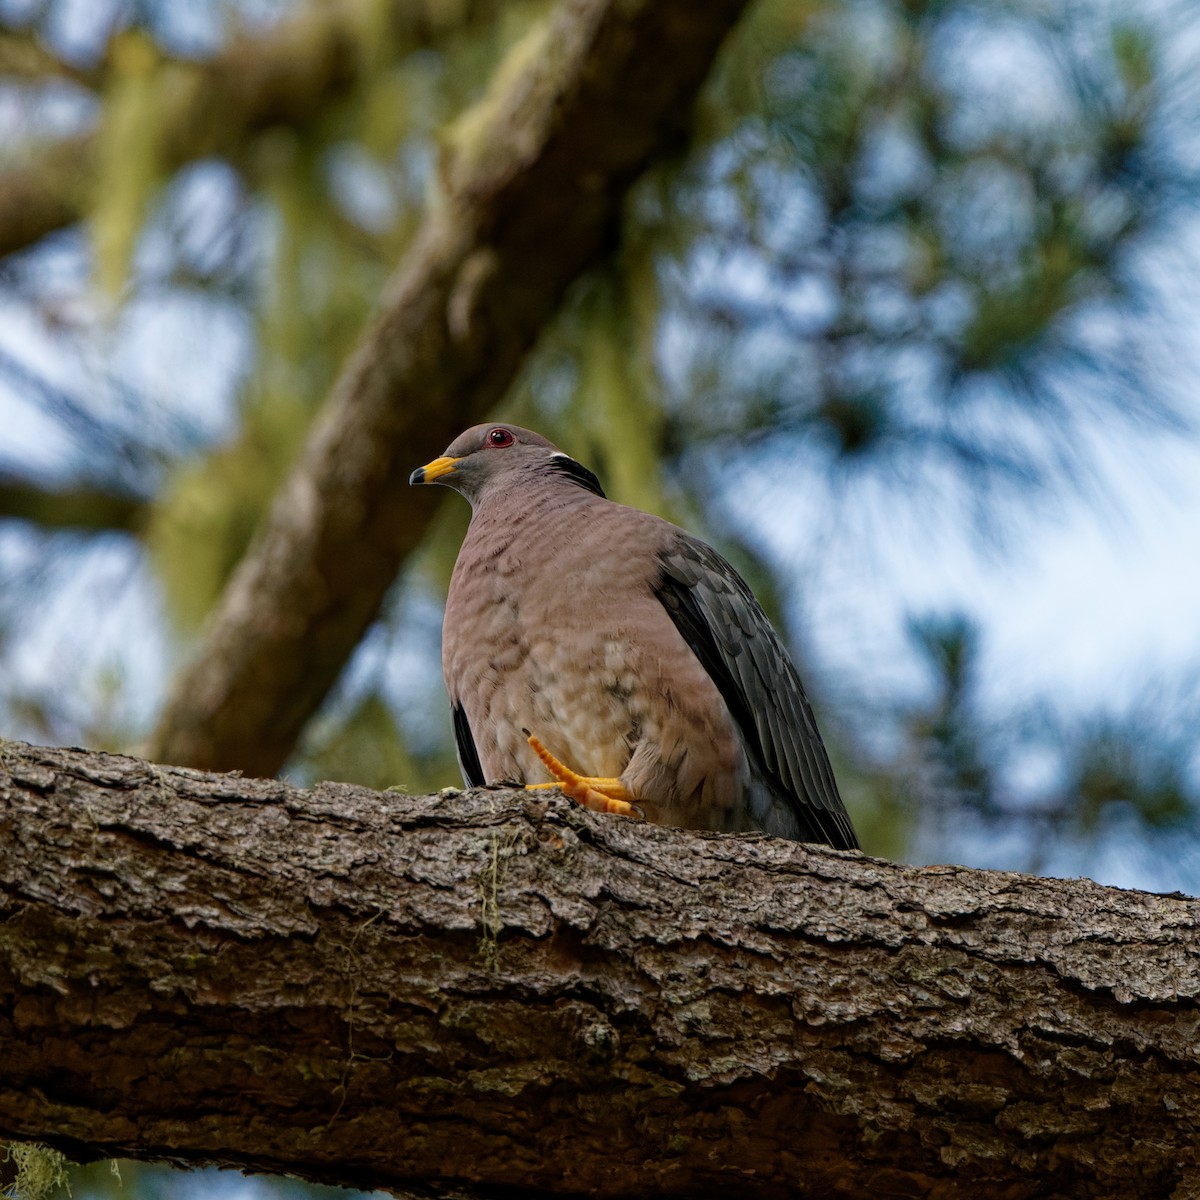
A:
[524,733,641,818]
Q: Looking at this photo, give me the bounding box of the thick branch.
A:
[0,739,1198,1199]
[0,0,506,260]
[148,0,750,777]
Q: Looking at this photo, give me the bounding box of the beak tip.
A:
[408,467,425,486]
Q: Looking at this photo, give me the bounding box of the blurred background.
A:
[1,0,1198,1195]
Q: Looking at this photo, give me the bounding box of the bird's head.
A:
[409,424,605,505]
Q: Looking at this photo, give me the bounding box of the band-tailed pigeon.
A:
[410,424,858,850]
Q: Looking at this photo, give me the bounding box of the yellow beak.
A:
[409,455,462,485]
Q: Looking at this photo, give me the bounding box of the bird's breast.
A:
[444,500,652,780]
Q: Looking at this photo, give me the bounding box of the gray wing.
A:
[654,534,859,850]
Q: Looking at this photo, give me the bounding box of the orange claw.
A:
[525,733,638,817]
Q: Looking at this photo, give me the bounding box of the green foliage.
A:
[1,0,1197,883]
[521,267,674,519]
[301,691,455,795]
[146,393,310,632]
[1067,719,1193,833]
[898,613,1199,854]
[904,614,994,815]
[651,0,1186,487]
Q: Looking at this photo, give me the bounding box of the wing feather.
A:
[452,702,486,788]
[654,535,859,850]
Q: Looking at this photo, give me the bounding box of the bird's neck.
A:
[462,476,600,555]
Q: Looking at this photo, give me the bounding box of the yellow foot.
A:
[524,733,638,817]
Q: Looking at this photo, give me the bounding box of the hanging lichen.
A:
[2,1142,71,1200]
[92,30,167,298]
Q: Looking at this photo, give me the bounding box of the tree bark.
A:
[148,0,751,778]
[1,739,1198,1200]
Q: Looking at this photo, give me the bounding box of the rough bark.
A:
[0,0,507,261]
[148,0,751,778]
[1,739,1198,1200]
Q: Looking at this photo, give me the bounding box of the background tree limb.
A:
[147,0,751,777]
[0,0,509,260]
[1,739,1197,1199]
[0,477,147,533]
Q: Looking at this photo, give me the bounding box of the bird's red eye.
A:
[487,427,514,447]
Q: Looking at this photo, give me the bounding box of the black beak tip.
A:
[408,467,425,486]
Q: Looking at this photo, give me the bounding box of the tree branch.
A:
[0,31,99,87]
[0,0,507,260]
[0,739,1197,1199]
[0,476,147,533]
[148,0,751,777]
